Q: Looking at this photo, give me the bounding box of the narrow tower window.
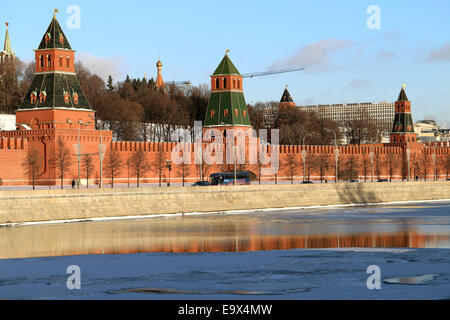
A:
[233,78,236,89]
[215,78,220,90]
[59,55,63,67]
[66,56,71,68]
[237,79,241,89]
[223,78,227,89]
[40,55,44,68]
[48,55,52,67]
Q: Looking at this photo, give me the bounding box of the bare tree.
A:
[50,138,73,189]
[153,145,166,187]
[446,154,450,180]
[81,154,95,189]
[178,160,190,187]
[22,148,41,190]
[316,154,330,183]
[374,153,382,180]
[285,154,298,184]
[386,152,397,182]
[361,153,370,182]
[421,152,431,181]
[104,148,123,188]
[129,149,150,187]
[341,155,360,182]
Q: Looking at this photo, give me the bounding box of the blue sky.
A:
[2,0,450,127]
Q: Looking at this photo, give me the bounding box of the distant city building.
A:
[278,87,395,132]
[414,119,450,142]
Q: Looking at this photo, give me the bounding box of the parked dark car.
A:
[349,179,360,183]
[301,181,314,184]
[191,181,211,186]
[377,179,389,182]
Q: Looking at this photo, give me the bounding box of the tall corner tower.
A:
[279,85,295,109]
[204,51,252,135]
[390,85,417,144]
[0,22,16,75]
[15,11,95,131]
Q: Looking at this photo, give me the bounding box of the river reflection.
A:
[1,203,449,259]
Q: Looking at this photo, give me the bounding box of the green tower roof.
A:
[213,54,240,76]
[37,17,72,50]
[19,73,92,110]
[397,87,409,101]
[280,86,294,103]
[2,23,13,55]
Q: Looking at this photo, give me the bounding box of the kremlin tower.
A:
[203,51,252,135]
[155,58,165,89]
[279,85,295,109]
[0,22,15,75]
[2,11,112,186]
[390,85,417,144]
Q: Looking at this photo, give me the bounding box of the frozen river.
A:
[0,201,449,299]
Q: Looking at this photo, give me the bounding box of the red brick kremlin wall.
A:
[0,132,449,186]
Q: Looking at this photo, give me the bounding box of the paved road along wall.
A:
[1,182,449,224]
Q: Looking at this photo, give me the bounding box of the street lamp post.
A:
[89,114,105,188]
[302,134,312,182]
[166,160,172,187]
[369,145,374,183]
[326,129,339,183]
[406,148,411,182]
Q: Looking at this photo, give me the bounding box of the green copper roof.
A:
[213,54,240,76]
[397,87,409,101]
[204,91,251,127]
[19,73,92,110]
[2,24,13,55]
[280,87,294,103]
[38,18,72,50]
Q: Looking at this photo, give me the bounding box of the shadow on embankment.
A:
[335,183,381,206]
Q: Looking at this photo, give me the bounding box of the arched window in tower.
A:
[233,78,236,89]
[30,91,37,104]
[237,79,241,89]
[73,91,79,105]
[40,55,44,68]
[47,55,52,67]
[63,90,70,104]
[45,33,51,44]
[66,56,71,68]
[39,91,47,103]
[59,55,63,67]
[215,78,220,90]
[223,78,227,89]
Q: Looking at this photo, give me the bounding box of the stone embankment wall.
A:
[1,181,449,224]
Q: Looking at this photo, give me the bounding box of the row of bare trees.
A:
[281,152,450,183]
[21,139,166,189]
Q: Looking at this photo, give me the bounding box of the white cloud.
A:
[77,53,127,81]
[377,50,396,60]
[426,41,450,62]
[347,79,371,90]
[269,38,354,72]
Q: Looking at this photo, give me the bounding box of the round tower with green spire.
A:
[203,51,252,134]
